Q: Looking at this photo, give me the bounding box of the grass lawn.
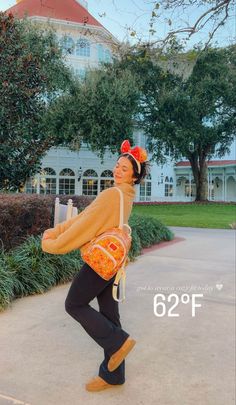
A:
[133,203,236,229]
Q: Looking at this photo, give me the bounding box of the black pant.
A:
[65,263,129,384]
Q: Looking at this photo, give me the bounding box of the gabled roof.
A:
[175,160,236,167]
[6,0,104,28]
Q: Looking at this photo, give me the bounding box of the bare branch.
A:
[84,0,235,57]
[204,1,230,47]
[141,0,234,53]
[188,0,230,37]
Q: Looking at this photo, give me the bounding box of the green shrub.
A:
[129,227,142,260]
[9,236,57,296]
[0,236,84,311]
[0,254,15,311]
[41,249,83,284]
[0,214,174,311]
[0,193,92,251]
[129,213,174,248]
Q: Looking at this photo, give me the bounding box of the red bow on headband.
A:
[120,140,148,163]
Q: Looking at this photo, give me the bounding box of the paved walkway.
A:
[0,227,235,405]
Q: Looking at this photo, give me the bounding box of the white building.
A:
[8,0,236,202]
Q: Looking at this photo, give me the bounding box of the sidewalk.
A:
[0,227,235,405]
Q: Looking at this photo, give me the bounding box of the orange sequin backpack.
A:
[80,187,132,302]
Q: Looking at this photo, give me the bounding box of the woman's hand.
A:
[42,229,56,240]
[42,233,51,240]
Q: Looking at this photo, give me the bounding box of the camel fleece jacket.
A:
[41,182,136,255]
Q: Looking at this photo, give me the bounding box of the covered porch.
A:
[174,160,236,202]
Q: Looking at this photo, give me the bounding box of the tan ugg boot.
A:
[108,338,136,372]
[85,376,122,392]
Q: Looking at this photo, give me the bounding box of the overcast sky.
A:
[1,0,235,48]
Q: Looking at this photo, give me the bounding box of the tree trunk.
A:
[196,161,208,201]
[189,153,209,202]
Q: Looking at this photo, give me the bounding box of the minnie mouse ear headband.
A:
[120,139,148,174]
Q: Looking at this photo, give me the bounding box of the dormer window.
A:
[76,38,90,57]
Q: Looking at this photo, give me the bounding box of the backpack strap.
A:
[113,187,124,229]
[112,265,126,302]
[112,187,131,303]
[114,187,132,234]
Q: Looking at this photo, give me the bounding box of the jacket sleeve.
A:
[41,188,118,255]
[42,210,84,240]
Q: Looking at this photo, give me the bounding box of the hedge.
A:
[0,193,93,251]
[0,213,174,311]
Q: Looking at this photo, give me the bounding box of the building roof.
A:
[175,160,236,167]
[6,0,104,28]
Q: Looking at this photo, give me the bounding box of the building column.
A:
[207,170,210,200]
[37,174,40,194]
[208,169,211,201]
[222,169,225,201]
[224,168,227,201]
[189,172,192,199]
[136,184,140,202]
[56,176,59,195]
[221,170,224,201]
[77,179,81,195]
[74,178,80,195]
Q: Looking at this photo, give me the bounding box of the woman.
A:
[41,139,150,392]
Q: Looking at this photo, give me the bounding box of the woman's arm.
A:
[42,210,84,240]
[41,188,118,255]
[42,194,105,240]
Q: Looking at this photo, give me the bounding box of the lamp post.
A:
[78,167,83,181]
[158,173,164,185]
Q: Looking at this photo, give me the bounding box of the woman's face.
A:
[113,156,137,185]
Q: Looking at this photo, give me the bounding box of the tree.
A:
[0,12,72,192]
[100,0,235,54]
[44,65,140,161]
[114,46,236,201]
[146,0,235,49]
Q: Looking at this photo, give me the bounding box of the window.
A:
[165,184,173,197]
[83,169,98,196]
[25,177,38,194]
[104,49,111,62]
[40,178,56,195]
[40,167,56,195]
[40,168,56,176]
[176,176,186,186]
[60,168,75,176]
[209,180,215,200]
[83,169,98,177]
[59,168,75,195]
[164,175,173,197]
[97,44,111,63]
[184,179,196,197]
[100,170,114,191]
[60,36,75,55]
[165,147,171,156]
[139,133,147,149]
[97,44,104,62]
[76,38,90,57]
[140,174,152,201]
[74,68,86,79]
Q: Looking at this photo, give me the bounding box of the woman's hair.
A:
[118,153,151,185]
